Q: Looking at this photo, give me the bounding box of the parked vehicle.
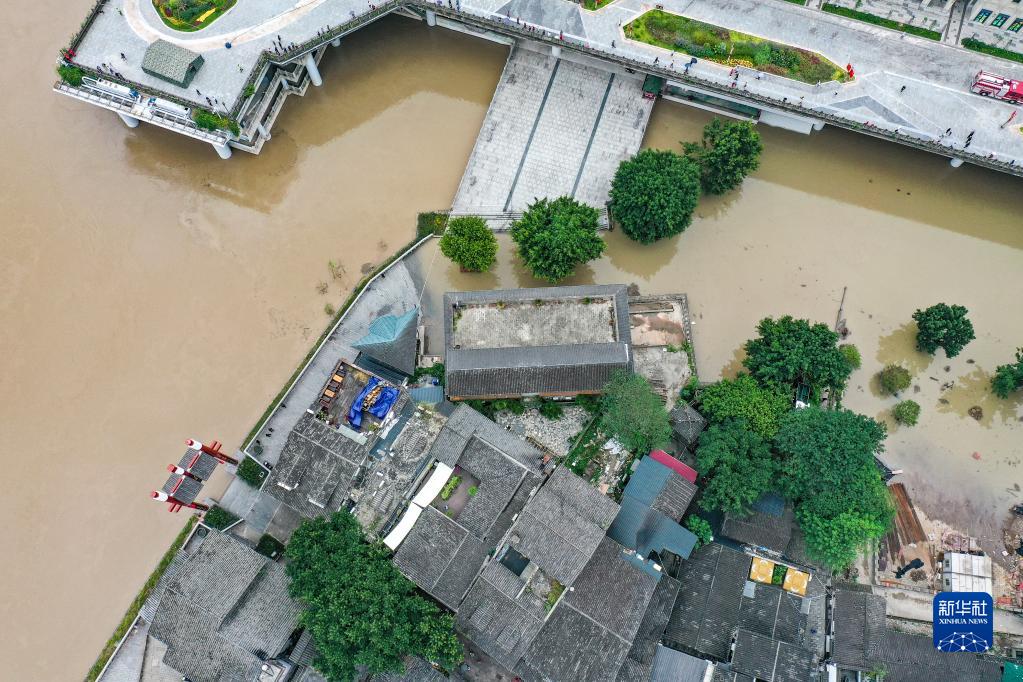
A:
[971,70,1023,104]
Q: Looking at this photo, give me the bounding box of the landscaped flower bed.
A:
[624,10,847,84]
[152,0,237,32]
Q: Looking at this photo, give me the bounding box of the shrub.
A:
[57,64,84,86]
[839,344,862,371]
[575,394,602,415]
[243,84,256,98]
[203,505,238,530]
[962,38,1023,64]
[236,456,267,487]
[892,400,920,426]
[192,109,240,135]
[771,563,788,585]
[440,475,462,501]
[991,348,1023,399]
[878,364,912,395]
[538,400,564,420]
[506,399,526,415]
[683,119,763,195]
[467,486,479,497]
[609,149,702,244]
[324,303,335,316]
[417,211,448,237]
[912,303,975,358]
[439,216,498,272]
[686,516,713,548]
[511,196,605,283]
[255,533,285,558]
[411,362,445,387]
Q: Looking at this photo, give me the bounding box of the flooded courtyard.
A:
[3,4,1022,679]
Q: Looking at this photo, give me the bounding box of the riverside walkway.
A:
[450,44,652,224]
[60,0,1023,174]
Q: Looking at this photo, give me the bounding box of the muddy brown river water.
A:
[2,6,1021,680]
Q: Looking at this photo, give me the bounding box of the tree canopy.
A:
[912,303,975,357]
[892,400,921,426]
[992,348,1023,399]
[695,419,776,515]
[600,370,671,455]
[878,364,911,395]
[609,148,702,244]
[742,316,851,394]
[773,407,893,570]
[510,196,605,283]
[683,118,763,195]
[697,374,791,439]
[438,216,497,272]
[286,513,463,681]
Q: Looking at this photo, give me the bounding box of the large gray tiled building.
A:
[444,285,632,400]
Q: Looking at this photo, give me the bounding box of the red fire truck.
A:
[971,70,1023,104]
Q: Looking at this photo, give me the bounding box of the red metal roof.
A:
[650,449,697,483]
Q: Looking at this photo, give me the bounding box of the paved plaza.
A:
[451,44,652,216]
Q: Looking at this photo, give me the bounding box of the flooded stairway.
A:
[451,43,654,226]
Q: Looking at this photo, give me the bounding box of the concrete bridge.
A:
[56,0,1023,176]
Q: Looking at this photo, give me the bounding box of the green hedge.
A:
[57,64,84,86]
[84,517,197,682]
[203,505,239,530]
[192,109,241,136]
[962,38,1023,64]
[255,533,286,559]
[236,456,268,487]
[822,5,941,40]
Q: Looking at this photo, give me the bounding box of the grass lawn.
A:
[822,5,942,41]
[962,37,1023,64]
[152,0,237,32]
[625,10,846,84]
[582,0,616,9]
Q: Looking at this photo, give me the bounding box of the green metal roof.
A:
[353,307,418,375]
[1004,662,1023,682]
[142,39,204,88]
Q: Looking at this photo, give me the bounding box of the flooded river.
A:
[3,5,1021,679]
[0,10,504,680]
[415,103,1023,565]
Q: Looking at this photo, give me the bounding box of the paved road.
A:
[875,584,1023,636]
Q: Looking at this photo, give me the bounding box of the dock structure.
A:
[450,45,652,225]
[55,0,1023,174]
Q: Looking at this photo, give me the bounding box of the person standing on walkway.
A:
[899,85,906,93]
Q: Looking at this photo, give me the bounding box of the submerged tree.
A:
[609,148,702,244]
[742,316,851,395]
[991,348,1023,399]
[878,364,912,395]
[438,216,498,272]
[600,371,671,455]
[911,303,975,357]
[683,118,763,195]
[287,513,463,681]
[892,400,921,426]
[511,196,605,283]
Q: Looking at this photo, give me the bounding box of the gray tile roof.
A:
[508,466,620,585]
[867,630,1001,682]
[444,285,632,399]
[731,630,816,682]
[831,587,887,670]
[268,412,374,518]
[456,564,546,671]
[720,504,795,554]
[522,602,633,682]
[622,572,682,676]
[649,646,712,682]
[148,532,301,682]
[141,39,204,88]
[670,403,707,448]
[372,656,449,681]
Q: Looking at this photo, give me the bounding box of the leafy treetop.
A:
[992,348,1023,399]
[609,148,702,244]
[912,303,975,357]
[600,370,671,455]
[878,364,912,395]
[286,513,463,681]
[743,316,851,394]
[683,118,763,195]
[695,419,776,516]
[439,216,498,273]
[697,374,791,439]
[511,196,605,283]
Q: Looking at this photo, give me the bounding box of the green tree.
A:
[991,348,1023,399]
[438,216,498,272]
[773,407,892,570]
[839,344,862,371]
[683,119,763,195]
[742,316,852,394]
[57,64,84,86]
[510,196,605,283]
[608,149,702,244]
[697,374,791,439]
[686,515,714,548]
[600,371,671,455]
[878,364,911,395]
[892,400,920,426]
[286,513,463,681]
[695,420,776,515]
[912,303,975,357]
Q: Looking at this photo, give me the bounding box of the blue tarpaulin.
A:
[347,377,399,429]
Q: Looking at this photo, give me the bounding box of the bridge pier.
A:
[426,9,437,26]
[551,45,562,59]
[117,112,139,128]
[257,122,271,141]
[213,141,233,159]
[950,157,964,168]
[304,53,322,87]
[331,37,341,48]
